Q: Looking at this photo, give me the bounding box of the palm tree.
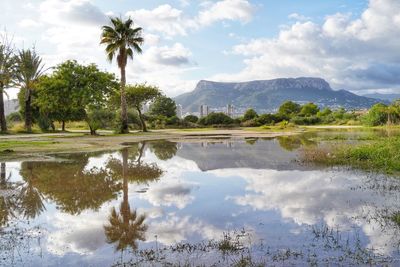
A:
[104,146,162,252]
[0,35,16,132]
[15,49,45,132]
[100,17,144,134]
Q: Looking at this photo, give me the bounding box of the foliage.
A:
[243,108,258,121]
[86,109,115,134]
[300,102,319,116]
[6,112,22,123]
[125,83,162,132]
[278,101,301,117]
[198,112,234,126]
[256,113,279,125]
[362,103,388,126]
[35,60,118,134]
[150,96,176,118]
[184,115,199,124]
[15,48,46,132]
[302,135,400,175]
[101,17,144,134]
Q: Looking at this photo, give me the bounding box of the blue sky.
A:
[1,0,399,98]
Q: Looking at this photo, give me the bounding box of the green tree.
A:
[278,101,301,117]
[243,108,258,121]
[317,107,332,117]
[15,49,46,132]
[125,84,161,132]
[362,103,388,126]
[184,115,198,124]
[300,102,319,116]
[101,17,144,134]
[150,96,176,118]
[0,35,16,132]
[198,112,234,125]
[35,60,117,133]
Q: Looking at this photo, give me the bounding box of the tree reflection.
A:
[277,135,316,151]
[104,144,163,252]
[0,162,17,226]
[19,153,122,215]
[149,141,178,160]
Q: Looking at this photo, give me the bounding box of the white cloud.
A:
[288,13,311,22]
[18,19,41,28]
[216,0,400,93]
[196,0,254,26]
[126,0,254,37]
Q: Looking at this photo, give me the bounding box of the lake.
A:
[1,132,400,266]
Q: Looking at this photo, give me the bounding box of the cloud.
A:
[145,43,192,66]
[288,13,311,22]
[196,0,254,26]
[126,0,255,37]
[211,167,400,255]
[39,0,107,26]
[18,19,42,28]
[216,0,400,93]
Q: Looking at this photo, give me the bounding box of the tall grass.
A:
[301,136,400,175]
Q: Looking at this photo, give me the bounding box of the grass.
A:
[301,135,400,175]
[0,140,57,151]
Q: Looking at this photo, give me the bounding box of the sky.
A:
[1,0,400,99]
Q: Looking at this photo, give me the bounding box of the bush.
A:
[37,114,53,132]
[241,119,260,127]
[183,115,198,124]
[86,109,114,134]
[6,112,22,123]
[243,109,258,121]
[198,112,234,126]
[291,115,321,125]
[166,115,180,125]
[256,114,277,125]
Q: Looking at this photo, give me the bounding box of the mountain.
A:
[174,77,384,113]
[363,93,400,102]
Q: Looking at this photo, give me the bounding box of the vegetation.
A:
[302,135,400,175]
[0,34,15,132]
[15,48,46,132]
[198,112,234,126]
[101,17,144,134]
[125,83,161,132]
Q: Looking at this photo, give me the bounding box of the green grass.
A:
[302,135,400,175]
[0,140,58,151]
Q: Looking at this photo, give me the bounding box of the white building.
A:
[200,105,209,118]
[176,104,183,119]
[226,104,234,117]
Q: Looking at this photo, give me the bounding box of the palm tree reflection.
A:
[104,143,163,252]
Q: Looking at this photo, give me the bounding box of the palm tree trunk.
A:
[61,121,65,131]
[122,148,129,223]
[25,91,32,132]
[0,163,5,186]
[120,66,129,134]
[0,89,7,133]
[136,107,147,132]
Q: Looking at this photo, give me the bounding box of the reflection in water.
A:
[1,134,400,266]
[104,146,162,252]
[21,155,122,215]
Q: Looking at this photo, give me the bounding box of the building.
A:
[176,104,183,119]
[226,104,234,117]
[200,105,209,118]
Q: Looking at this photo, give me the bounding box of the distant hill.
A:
[174,77,383,113]
[363,93,400,102]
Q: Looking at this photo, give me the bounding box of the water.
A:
[1,134,400,266]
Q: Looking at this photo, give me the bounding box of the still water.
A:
[1,134,400,266]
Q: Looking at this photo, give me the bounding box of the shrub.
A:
[183,115,198,124]
[198,112,234,126]
[256,113,277,125]
[241,119,260,127]
[243,109,258,121]
[37,114,53,132]
[6,112,22,123]
[86,109,115,134]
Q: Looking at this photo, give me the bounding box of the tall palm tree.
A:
[100,17,144,134]
[15,49,45,132]
[0,35,16,132]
